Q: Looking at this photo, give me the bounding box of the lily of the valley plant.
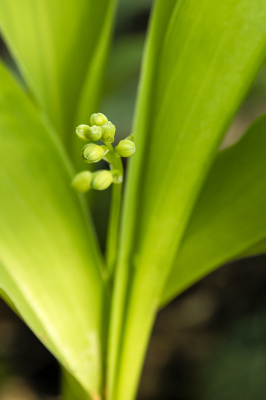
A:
[0,0,266,399]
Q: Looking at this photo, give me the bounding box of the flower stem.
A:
[105,144,124,280]
[106,181,122,278]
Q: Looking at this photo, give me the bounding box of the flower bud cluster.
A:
[72,112,136,192]
[76,113,116,144]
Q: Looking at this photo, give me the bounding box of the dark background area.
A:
[1,0,266,399]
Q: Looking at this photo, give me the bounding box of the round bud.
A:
[86,125,102,141]
[71,171,92,193]
[115,139,136,157]
[102,121,116,143]
[76,124,90,141]
[91,170,113,190]
[82,143,105,163]
[90,113,108,126]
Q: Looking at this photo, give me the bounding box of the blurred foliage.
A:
[116,0,153,31]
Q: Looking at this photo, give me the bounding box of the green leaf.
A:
[0,287,20,316]
[109,1,266,400]
[0,61,106,397]
[62,368,91,400]
[0,0,117,144]
[161,114,266,305]
[107,1,177,396]
[240,238,266,257]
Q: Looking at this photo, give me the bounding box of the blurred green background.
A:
[1,0,266,399]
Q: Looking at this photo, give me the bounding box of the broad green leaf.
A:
[241,238,266,257]
[0,288,20,315]
[109,1,266,400]
[161,114,266,305]
[62,368,91,400]
[107,1,177,397]
[0,61,107,397]
[0,0,117,144]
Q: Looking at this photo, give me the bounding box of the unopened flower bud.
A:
[115,139,136,157]
[76,124,90,141]
[102,121,116,143]
[91,170,113,190]
[71,171,92,193]
[90,113,108,126]
[82,143,105,163]
[86,125,102,141]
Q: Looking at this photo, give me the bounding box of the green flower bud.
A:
[102,121,116,143]
[76,124,90,141]
[71,171,92,193]
[91,170,113,190]
[86,125,102,141]
[82,143,105,163]
[90,113,108,126]
[115,139,136,157]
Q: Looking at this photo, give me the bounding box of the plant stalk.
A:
[106,181,123,278]
[104,143,124,280]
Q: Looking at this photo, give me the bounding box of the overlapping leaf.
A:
[109,1,266,400]
[0,61,106,397]
[162,114,266,305]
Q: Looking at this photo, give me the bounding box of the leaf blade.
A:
[0,61,106,396]
[161,113,266,305]
[110,1,266,399]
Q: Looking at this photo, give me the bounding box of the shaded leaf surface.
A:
[162,114,266,305]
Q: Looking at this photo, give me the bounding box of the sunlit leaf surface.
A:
[0,62,106,397]
[109,1,266,400]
